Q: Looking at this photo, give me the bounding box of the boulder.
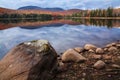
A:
[103,55,112,60]
[84,44,97,50]
[61,49,87,63]
[74,47,83,53]
[108,47,117,52]
[93,60,106,69]
[106,43,116,48]
[0,40,58,80]
[116,44,120,47]
[96,48,104,54]
[104,48,108,51]
[89,49,95,53]
[92,54,102,59]
[111,64,120,68]
[106,43,113,48]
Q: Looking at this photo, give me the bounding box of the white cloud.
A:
[0,0,119,9]
[115,6,120,8]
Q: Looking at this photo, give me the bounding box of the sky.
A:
[0,0,120,10]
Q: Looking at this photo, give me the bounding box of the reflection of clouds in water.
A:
[0,24,120,59]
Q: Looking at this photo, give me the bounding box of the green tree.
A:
[107,7,113,17]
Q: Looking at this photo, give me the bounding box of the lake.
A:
[0,19,120,59]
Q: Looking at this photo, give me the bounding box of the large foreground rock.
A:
[0,40,58,80]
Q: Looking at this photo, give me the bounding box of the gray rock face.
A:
[61,49,87,63]
[0,40,58,80]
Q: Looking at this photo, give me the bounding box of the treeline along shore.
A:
[0,13,62,20]
[0,7,120,20]
[69,7,120,18]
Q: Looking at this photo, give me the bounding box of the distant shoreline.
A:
[1,17,119,19]
[71,17,120,19]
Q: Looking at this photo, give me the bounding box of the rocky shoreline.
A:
[0,40,120,80]
[55,41,120,80]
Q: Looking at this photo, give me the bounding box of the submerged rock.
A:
[84,44,97,50]
[0,40,58,80]
[61,49,87,63]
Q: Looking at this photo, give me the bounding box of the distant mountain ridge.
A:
[0,7,15,13]
[18,6,64,11]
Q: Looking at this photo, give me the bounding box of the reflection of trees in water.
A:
[72,18,120,28]
[0,18,120,28]
[0,13,63,24]
[0,18,52,24]
[89,19,113,28]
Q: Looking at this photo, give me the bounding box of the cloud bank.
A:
[0,0,120,10]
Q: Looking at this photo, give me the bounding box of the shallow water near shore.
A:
[0,19,120,59]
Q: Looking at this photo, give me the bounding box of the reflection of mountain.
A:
[0,19,120,30]
[18,6,64,11]
[0,19,80,30]
[20,23,64,29]
[0,22,120,58]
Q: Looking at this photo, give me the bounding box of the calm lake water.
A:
[0,19,120,59]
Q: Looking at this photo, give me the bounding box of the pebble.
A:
[104,48,108,51]
[111,43,116,46]
[108,47,117,52]
[93,60,106,69]
[103,55,112,60]
[96,48,104,54]
[92,54,102,59]
[74,47,83,53]
[84,44,97,50]
[89,49,94,53]
[106,43,114,48]
[82,73,86,76]
[111,64,120,68]
[116,44,120,47]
